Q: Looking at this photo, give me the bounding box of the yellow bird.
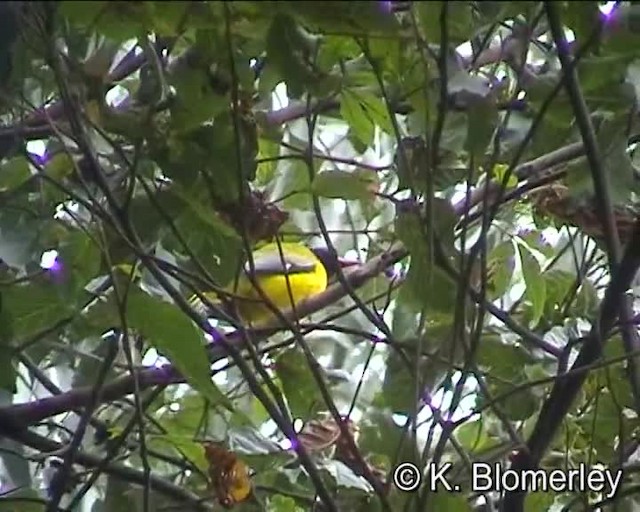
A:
[189,242,339,326]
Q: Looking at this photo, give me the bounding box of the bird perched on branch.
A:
[189,242,344,326]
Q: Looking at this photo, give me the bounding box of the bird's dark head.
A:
[310,246,358,277]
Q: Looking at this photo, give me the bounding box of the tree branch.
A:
[503,218,640,510]
[0,244,407,429]
[5,428,206,510]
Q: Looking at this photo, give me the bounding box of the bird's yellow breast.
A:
[191,242,329,326]
[233,266,328,324]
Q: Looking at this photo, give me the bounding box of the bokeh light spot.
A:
[40,250,60,270]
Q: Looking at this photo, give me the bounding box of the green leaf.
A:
[0,291,16,392]
[379,349,417,414]
[340,89,375,147]
[358,410,419,466]
[317,36,361,72]
[579,54,631,95]
[417,2,472,43]
[476,334,534,381]
[61,1,151,42]
[157,393,212,437]
[429,492,471,511]
[282,1,399,36]
[168,71,228,132]
[1,279,73,341]
[571,280,598,318]
[498,111,535,154]
[564,115,638,204]
[454,419,493,454]
[491,163,518,189]
[149,434,208,472]
[148,1,191,36]
[602,339,635,408]
[487,241,516,300]
[274,348,323,419]
[485,379,538,421]
[0,488,45,512]
[210,112,259,189]
[44,153,75,181]
[542,270,575,319]
[524,490,556,512]
[169,185,243,284]
[57,231,102,294]
[396,257,455,316]
[103,476,135,512]
[268,495,305,512]
[126,290,232,410]
[312,170,376,201]
[0,157,30,192]
[255,137,282,187]
[356,92,394,135]
[476,335,538,421]
[0,350,15,393]
[256,469,316,505]
[273,159,313,211]
[394,199,459,315]
[518,245,546,327]
[440,112,469,154]
[59,1,107,27]
[562,1,601,44]
[576,390,622,461]
[395,137,429,193]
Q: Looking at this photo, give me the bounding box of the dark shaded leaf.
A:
[564,2,601,46]
[266,14,324,98]
[465,99,499,160]
[61,1,151,42]
[379,349,417,414]
[274,348,323,419]
[0,488,45,512]
[282,1,399,36]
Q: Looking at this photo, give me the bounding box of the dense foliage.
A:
[1,1,640,511]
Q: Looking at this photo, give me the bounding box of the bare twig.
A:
[8,429,207,510]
